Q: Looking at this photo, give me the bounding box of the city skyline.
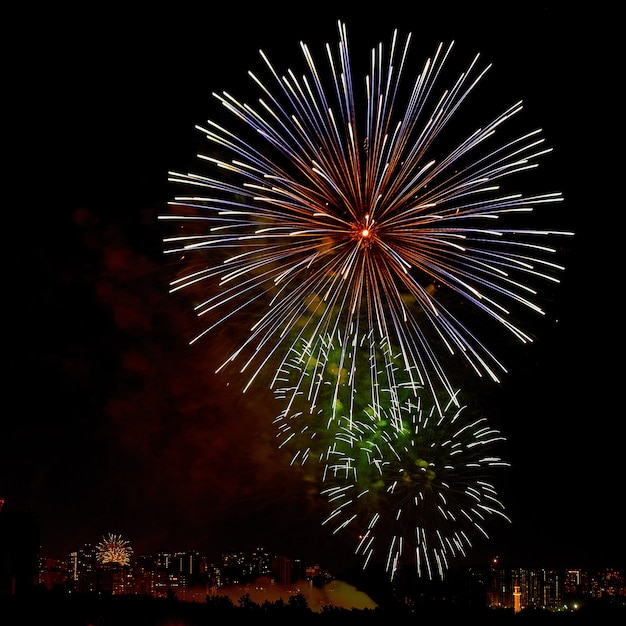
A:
[34,526,626,582]
[5,3,623,581]
[28,528,626,614]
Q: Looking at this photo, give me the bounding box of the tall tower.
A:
[513,584,521,613]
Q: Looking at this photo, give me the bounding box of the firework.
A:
[161,21,572,408]
[322,394,510,580]
[275,336,509,579]
[96,533,133,566]
[161,21,570,579]
[274,332,422,466]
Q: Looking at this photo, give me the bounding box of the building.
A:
[0,498,40,596]
[488,565,563,610]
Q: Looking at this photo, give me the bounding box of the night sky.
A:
[6,4,622,575]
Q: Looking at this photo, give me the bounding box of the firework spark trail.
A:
[161,21,572,416]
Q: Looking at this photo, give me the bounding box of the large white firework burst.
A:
[161,22,572,411]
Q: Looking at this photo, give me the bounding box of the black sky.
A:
[6,3,622,575]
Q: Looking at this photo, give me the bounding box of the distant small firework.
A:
[96,533,133,566]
